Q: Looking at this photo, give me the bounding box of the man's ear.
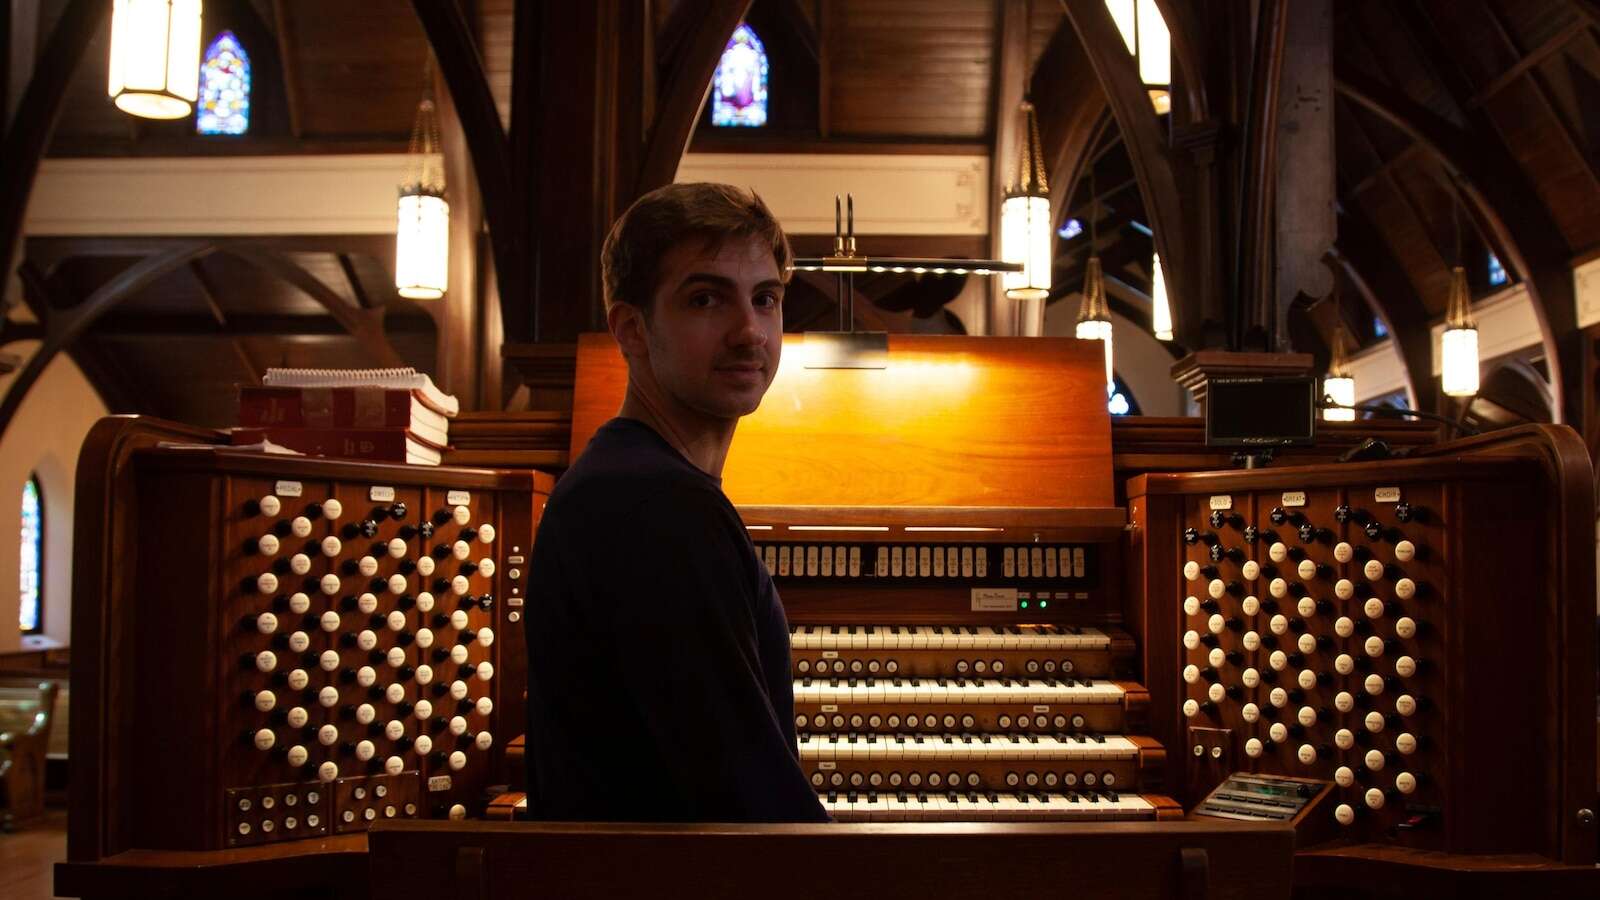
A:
[606,301,649,360]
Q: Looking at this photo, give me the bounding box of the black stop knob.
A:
[477,593,495,611]
[389,501,408,520]
[1242,525,1259,544]
[1269,507,1289,525]
[359,518,379,538]
[1394,501,1415,522]
[419,521,435,539]
[1297,523,1320,543]
[1184,528,1200,545]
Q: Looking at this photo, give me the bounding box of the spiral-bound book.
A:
[260,367,459,417]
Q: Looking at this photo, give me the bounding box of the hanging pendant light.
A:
[1076,257,1115,396]
[1150,251,1173,340]
[1441,266,1479,397]
[1322,328,1355,421]
[107,0,203,119]
[396,77,449,301]
[1105,0,1171,114]
[1001,100,1051,302]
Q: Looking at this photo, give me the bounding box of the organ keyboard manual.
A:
[57,335,1596,899]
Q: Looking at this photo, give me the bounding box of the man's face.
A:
[621,234,784,422]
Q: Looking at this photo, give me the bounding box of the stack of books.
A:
[234,367,458,466]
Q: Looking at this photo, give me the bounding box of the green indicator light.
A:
[1020,600,1030,609]
[1040,600,1048,609]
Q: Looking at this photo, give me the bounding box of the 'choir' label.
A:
[1374,487,1401,503]
[1208,495,1233,510]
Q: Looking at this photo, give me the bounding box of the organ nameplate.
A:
[1375,487,1401,503]
[428,776,452,792]
[447,490,471,506]
[369,486,396,502]
[971,587,1018,611]
[275,480,303,498]
[1209,495,1233,510]
[1281,491,1306,507]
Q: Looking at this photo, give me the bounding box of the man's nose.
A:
[726,300,767,345]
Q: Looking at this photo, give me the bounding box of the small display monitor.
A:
[1205,376,1318,447]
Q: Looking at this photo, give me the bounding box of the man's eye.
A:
[755,293,781,309]
[689,292,717,308]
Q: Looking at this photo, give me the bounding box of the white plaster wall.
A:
[0,341,108,652]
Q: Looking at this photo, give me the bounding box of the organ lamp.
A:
[1150,252,1173,341]
[1441,266,1479,397]
[1001,100,1052,302]
[107,0,202,119]
[1076,257,1114,397]
[1322,330,1355,421]
[396,78,449,301]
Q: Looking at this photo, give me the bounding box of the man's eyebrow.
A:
[675,273,786,292]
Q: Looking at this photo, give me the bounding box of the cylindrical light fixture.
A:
[107,0,203,119]
[1322,328,1355,421]
[396,92,449,300]
[1151,251,1173,340]
[1002,101,1051,301]
[1105,0,1171,114]
[1441,265,1479,397]
[1076,257,1115,396]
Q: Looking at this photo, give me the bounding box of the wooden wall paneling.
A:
[826,0,995,139]
[570,333,1116,509]
[1059,0,1192,347]
[1335,65,1579,423]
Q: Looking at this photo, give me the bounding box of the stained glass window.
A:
[711,24,768,127]
[1108,375,1140,416]
[1487,252,1508,287]
[20,476,41,634]
[196,31,250,136]
[1373,317,1389,339]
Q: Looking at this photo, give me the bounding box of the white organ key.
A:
[321,499,343,520]
[452,505,472,526]
[975,547,988,578]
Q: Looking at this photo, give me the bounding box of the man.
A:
[522,183,829,823]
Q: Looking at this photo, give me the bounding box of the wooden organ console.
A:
[57,335,1597,899]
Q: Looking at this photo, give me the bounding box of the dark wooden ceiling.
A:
[18,0,1600,426]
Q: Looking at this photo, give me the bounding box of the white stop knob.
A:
[1269,687,1289,708]
[1334,766,1355,787]
[1364,749,1385,771]
[1269,542,1288,562]
[1297,669,1317,690]
[1395,655,1417,677]
[477,559,496,578]
[1395,772,1416,794]
[1243,631,1261,651]
[1241,702,1261,723]
[1395,733,1417,755]
[417,556,436,577]
[1296,743,1317,765]
[1334,616,1355,637]
[255,690,276,712]
[320,610,340,632]
[1242,560,1260,580]
[287,745,308,766]
[1183,664,1200,684]
[1335,804,1356,825]
[1183,630,1200,650]
[386,756,404,776]
[1363,673,1384,695]
[319,650,339,672]
[477,628,494,647]
[356,740,375,761]
[319,498,342,520]
[474,731,493,750]
[478,525,496,544]
[452,505,471,526]
[475,697,493,716]
[415,664,434,685]
[1208,613,1226,635]
[1242,667,1261,688]
[1334,578,1354,600]
[387,538,407,559]
[1364,711,1386,733]
[1269,615,1288,635]
[288,631,310,653]
[289,553,312,575]
[386,610,407,631]
[449,645,469,664]
[1296,633,1316,654]
[1334,728,1354,750]
[452,541,471,561]
[1363,598,1385,619]
[1297,559,1317,581]
[321,536,342,557]
[359,557,379,577]
[387,574,408,595]
[1183,561,1200,581]
[450,680,469,700]
[1334,691,1355,713]
[1269,578,1288,599]
[448,804,467,820]
[1333,542,1353,563]
[287,706,308,728]
[448,750,468,770]
[416,592,435,612]
[1268,722,1288,743]
[451,575,470,596]
[356,703,375,724]
[1245,737,1263,758]
[1207,683,1226,703]
[1335,654,1355,675]
[318,686,339,708]
[254,729,275,751]
[1184,596,1200,616]
[1395,694,1417,716]
[415,628,434,649]
[1297,706,1317,727]
[257,534,281,556]
[1363,560,1384,581]
[318,724,338,746]
[357,665,376,686]
[1394,578,1416,599]
[1395,617,1417,639]
[320,573,340,595]
[259,494,282,516]
[414,734,433,755]
[1364,788,1385,810]
[384,720,404,740]
[357,630,378,651]
[1241,596,1261,615]
[256,612,279,634]
[256,572,279,594]
[1207,578,1226,600]
[291,516,313,538]
[1364,636,1385,657]
[255,650,277,673]
[289,592,311,614]
[1395,540,1415,562]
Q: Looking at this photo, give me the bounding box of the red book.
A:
[238,387,448,446]
[231,427,445,466]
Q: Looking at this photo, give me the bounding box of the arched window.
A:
[196,31,251,136]
[711,24,768,127]
[1108,375,1141,416]
[1487,252,1508,287]
[19,476,42,634]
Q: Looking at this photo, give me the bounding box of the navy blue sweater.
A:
[522,417,829,822]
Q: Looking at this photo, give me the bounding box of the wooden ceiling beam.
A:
[221,245,405,367]
[1336,63,1578,423]
[1467,17,1586,108]
[1059,0,1193,345]
[186,258,263,383]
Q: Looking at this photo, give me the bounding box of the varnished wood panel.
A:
[570,333,1114,508]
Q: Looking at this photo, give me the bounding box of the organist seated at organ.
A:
[522,183,831,822]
